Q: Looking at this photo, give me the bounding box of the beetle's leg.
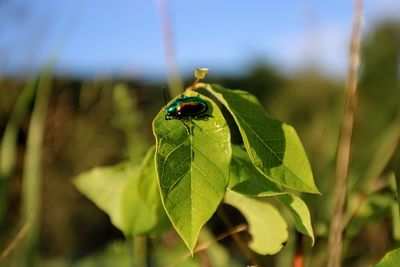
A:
[181,120,190,134]
[189,117,196,134]
[202,114,210,121]
[195,114,212,121]
[165,114,172,120]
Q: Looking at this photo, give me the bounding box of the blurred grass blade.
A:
[357,115,400,190]
[0,81,36,226]
[392,126,400,224]
[390,172,400,245]
[345,192,393,243]
[112,84,145,161]
[20,71,53,265]
[0,81,36,179]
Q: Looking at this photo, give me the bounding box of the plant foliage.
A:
[75,73,319,255]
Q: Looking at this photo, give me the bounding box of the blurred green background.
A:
[1,1,400,266]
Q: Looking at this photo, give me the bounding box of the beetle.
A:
[164,95,210,133]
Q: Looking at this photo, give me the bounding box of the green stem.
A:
[0,81,36,179]
[392,172,400,246]
[20,71,53,266]
[132,237,147,267]
[0,82,36,227]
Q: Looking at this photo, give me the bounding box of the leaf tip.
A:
[307,234,315,247]
[302,183,321,195]
[72,174,83,189]
[313,187,322,195]
[180,237,196,257]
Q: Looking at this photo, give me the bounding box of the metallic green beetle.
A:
[165,95,210,132]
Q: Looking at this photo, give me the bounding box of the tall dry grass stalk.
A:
[157,0,183,97]
[327,0,364,266]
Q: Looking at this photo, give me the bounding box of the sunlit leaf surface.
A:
[205,84,319,194]
[373,248,400,267]
[229,145,315,245]
[120,146,170,235]
[153,90,231,252]
[225,191,288,255]
[74,162,138,232]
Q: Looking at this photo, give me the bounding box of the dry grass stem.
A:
[0,221,31,261]
[327,0,364,266]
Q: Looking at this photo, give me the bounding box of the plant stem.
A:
[392,144,400,246]
[293,233,304,267]
[0,221,30,262]
[132,237,147,267]
[0,82,36,227]
[20,71,52,266]
[390,172,400,246]
[327,0,363,266]
[176,224,247,266]
[157,0,183,97]
[0,81,36,179]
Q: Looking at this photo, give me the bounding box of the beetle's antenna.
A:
[162,86,169,106]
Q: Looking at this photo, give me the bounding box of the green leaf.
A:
[373,248,400,267]
[153,90,231,252]
[74,147,170,236]
[229,145,315,245]
[68,241,132,267]
[224,191,288,255]
[204,84,319,194]
[120,146,170,235]
[275,194,315,245]
[194,67,209,80]
[74,162,139,232]
[229,145,282,196]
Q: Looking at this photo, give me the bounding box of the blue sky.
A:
[0,0,399,79]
